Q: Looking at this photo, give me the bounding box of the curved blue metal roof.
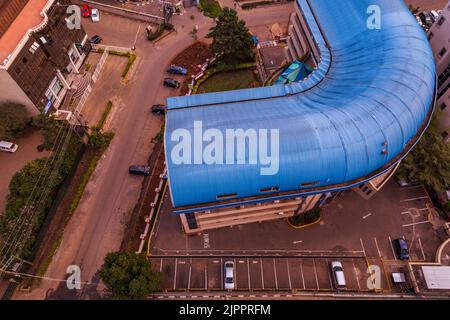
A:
[165,0,436,209]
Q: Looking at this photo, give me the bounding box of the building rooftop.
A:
[0,0,51,66]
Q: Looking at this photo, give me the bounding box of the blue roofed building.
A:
[164,0,437,234]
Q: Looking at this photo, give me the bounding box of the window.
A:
[216,193,237,200]
[437,16,446,26]
[439,47,447,57]
[438,63,450,87]
[260,186,280,193]
[301,181,320,187]
[22,57,28,64]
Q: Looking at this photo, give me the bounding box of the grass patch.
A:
[241,1,274,10]
[199,0,222,18]
[152,125,165,144]
[95,101,113,130]
[197,68,258,94]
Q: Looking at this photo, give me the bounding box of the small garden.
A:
[196,66,259,94]
[199,0,222,18]
[288,207,321,228]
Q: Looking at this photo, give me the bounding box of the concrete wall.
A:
[0,69,38,116]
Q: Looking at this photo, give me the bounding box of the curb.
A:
[286,217,321,229]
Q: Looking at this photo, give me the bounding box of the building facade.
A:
[0,0,89,115]
[428,1,450,142]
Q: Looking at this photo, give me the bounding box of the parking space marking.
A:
[188,260,192,290]
[402,220,429,227]
[374,237,381,258]
[234,259,237,289]
[400,196,428,202]
[418,238,426,260]
[247,259,251,289]
[173,258,178,290]
[300,261,306,290]
[360,238,366,256]
[221,258,223,290]
[260,258,265,290]
[326,259,333,289]
[352,259,361,290]
[388,236,397,260]
[286,259,292,290]
[401,208,428,215]
[362,213,372,219]
[160,258,163,273]
[313,259,319,290]
[204,267,207,291]
[273,259,278,290]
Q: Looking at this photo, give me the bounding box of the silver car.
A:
[224,261,235,290]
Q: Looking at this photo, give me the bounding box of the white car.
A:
[0,141,18,153]
[91,9,100,23]
[224,261,235,290]
[330,261,346,289]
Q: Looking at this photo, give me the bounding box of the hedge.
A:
[241,1,274,10]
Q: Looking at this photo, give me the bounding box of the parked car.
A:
[393,238,410,260]
[167,65,187,75]
[163,78,180,88]
[418,11,433,28]
[91,9,100,23]
[81,4,91,18]
[151,104,166,115]
[224,261,235,290]
[89,35,102,44]
[128,165,151,176]
[0,141,18,153]
[430,10,439,23]
[330,261,346,289]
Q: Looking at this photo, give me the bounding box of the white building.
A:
[428,1,450,141]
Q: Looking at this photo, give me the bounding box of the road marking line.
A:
[205,267,208,291]
[160,258,163,273]
[400,196,428,202]
[247,258,251,289]
[173,258,178,290]
[313,258,319,290]
[326,259,333,289]
[374,237,382,258]
[362,213,372,219]
[360,238,366,256]
[418,238,426,260]
[388,236,397,260]
[293,240,303,244]
[273,259,278,290]
[402,220,430,227]
[260,258,265,290]
[221,258,223,290]
[352,259,361,290]
[187,260,191,290]
[300,260,305,290]
[286,259,292,290]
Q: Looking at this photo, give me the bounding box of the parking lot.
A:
[149,178,443,293]
[149,256,390,292]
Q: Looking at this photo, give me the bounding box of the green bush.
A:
[288,207,321,227]
[241,1,273,10]
[147,23,174,41]
[89,129,114,150]
[95,101,113,131]
[0,102,30,141]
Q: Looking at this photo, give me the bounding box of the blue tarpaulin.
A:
[276,60,314,84]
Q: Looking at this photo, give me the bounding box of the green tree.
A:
[207,7,254,64]
[397,116,450,193]
[99,252,162,299]
[0,102,30,140]
[31,114,65,151]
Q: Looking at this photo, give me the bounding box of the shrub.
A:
[288,207,321,227]
[89,129,114,150]
[199,0,222,18]
[0,102,30,141]
[241,1,273,10]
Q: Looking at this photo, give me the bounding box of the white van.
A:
[330,261,346,289]
[0,141,18,153]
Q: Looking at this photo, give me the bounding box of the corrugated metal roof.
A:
[165,0,436,208]
[422,266,450,290]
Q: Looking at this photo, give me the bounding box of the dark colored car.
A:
[81,4,91,18]
[393,238,409,260]
[167,65,187,75]
[151,104,166,115]
[418,11,433,28]
[163,78,180,88]
[129,165,151,176]
[89,35,102,44]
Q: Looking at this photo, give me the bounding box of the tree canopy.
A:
[207,7,254,64]
[99,252,162,299]
[397,116,450,193]
[0,101,30,141]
